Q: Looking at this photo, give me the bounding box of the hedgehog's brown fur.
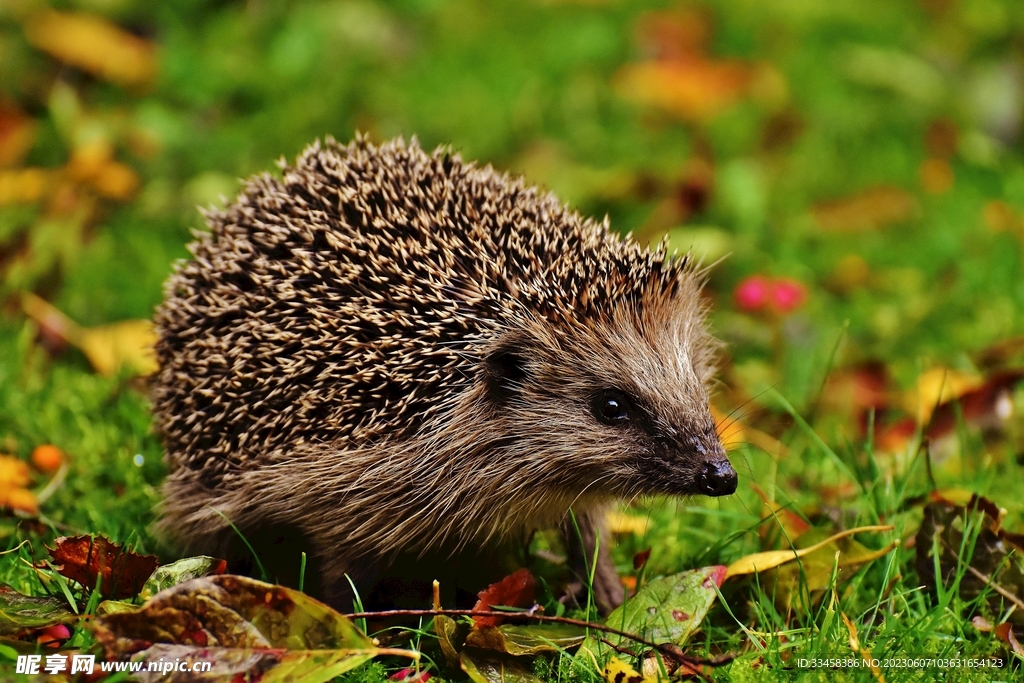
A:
[152,135,736,612]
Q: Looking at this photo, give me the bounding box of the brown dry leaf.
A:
[471,568,536,628]
[614,58,752,122]
[812,186,918,232]
[841,612,884,682]
[821,362,891,417]
[726,524,894,578]
[925,119,959,158]
[634,8,711,61]
[22,292,158,376]
[0,168,51,205]
[24,11,157,87]
[995,624,1024,657]
[48,535,159,599]
[916,494,1024,626]
[0,101,37,168]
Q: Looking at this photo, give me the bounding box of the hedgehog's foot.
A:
[559,508,624,615]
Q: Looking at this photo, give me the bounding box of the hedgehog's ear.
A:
[482,339,529,404]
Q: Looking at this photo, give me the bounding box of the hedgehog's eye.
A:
[592,389,631,426]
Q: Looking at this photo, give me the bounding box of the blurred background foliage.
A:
[1,0,1024,605]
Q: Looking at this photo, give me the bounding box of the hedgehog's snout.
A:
[697,457,737,496]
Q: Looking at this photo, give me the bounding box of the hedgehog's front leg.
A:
[559,507,623,614]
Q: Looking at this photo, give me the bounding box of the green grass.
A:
[2,0,1024,680]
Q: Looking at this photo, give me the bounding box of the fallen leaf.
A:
[24,10,157,87]
[77,319,159,376]
[0,101,36,168]
[920,159,954,194]
[22,292,158,376]
[995,624,1023,657]
[924,370,1023,442]
[841,612,884,681]
[751,484,811,546]
[140,556,228,600]
[471,568,536,628]
[92,575,417,683]
[581,565,725,661]
[602,656,652,683]
[759,528,899,609]
[0,455,37,514]
[726,525,895,577]
[47,535,159,599]
[812,186,917,232]
[916,495,1024,625]
[0,168,51,205]
[0,585,75,636]
[634,9,711,61]
[0,455,30,488]
[925,119,959,159]
[434,613,462,667]
[460,650,544,683]
[606,511,649,536]
[614,58,752,122]
[465,623,586,655]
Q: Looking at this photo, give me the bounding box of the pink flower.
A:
[770,278,807,313]
[733,275,772,311]
[37,623,71,647]
[390,668,431,683]
[733,275,808,314]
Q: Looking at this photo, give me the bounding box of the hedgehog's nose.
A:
[698,458,737,497]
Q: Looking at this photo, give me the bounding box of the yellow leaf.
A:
[605,510,649,536]
[906,367,981,425]
[603,656,659,683]
[0,455,31,488]
[78,320,159,377]
[726,525,895,578]
[0,487,38,514]
[92,161,140,200]
[24,10,156,87]
[22,292,158,376]
[0,168,51,205]
[812,186,917,232]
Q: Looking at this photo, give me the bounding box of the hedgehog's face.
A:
[481,301,736,501]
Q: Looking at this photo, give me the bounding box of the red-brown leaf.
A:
[47,535,159,599]
[471,568,536,628]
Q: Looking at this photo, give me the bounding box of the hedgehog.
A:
[151,135,737,614]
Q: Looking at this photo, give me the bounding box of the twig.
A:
[344,608,734,670]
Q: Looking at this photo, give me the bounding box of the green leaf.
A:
[580,565,725,661]
[0,584,75,635]
[140,556,227,600]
